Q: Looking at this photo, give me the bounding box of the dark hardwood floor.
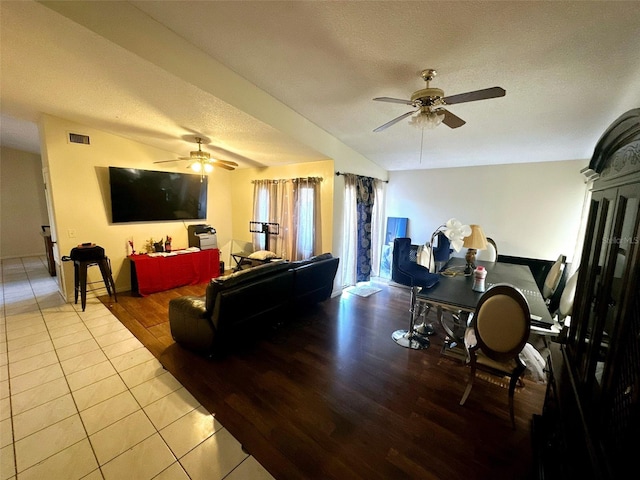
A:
[100,279,545,480]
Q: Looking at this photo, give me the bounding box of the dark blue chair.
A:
[391,238,440,349]
[431,231,452,271]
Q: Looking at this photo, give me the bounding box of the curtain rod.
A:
[251,176,323,183]
[335,171,389,183]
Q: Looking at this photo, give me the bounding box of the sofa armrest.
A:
[169,296,216,353]
[292,256,339,305]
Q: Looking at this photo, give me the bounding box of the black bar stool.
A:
[390,238,440,349]
[68,245,117,311]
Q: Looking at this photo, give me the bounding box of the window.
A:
[252,177,322,260]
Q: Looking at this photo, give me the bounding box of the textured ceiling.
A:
[1,1,639,171]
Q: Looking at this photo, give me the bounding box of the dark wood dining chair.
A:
[459,283,531,428]
[542,254,567,302]
[477,237,498,262]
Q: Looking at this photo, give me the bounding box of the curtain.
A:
[292,177,322,260]
[252,180,281,252]
[341,175,358,286]
[252,177,322,261]
[341,173,383,284]
[370,179,385,277]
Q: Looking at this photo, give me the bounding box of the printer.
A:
[187,224,217,250]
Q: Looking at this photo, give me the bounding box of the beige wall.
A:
[0,146,49,258]
[11,113,589,302]
[35,114,372,301]
[40,115,233,300]
[226,160,335,266]
[386,159,588,263]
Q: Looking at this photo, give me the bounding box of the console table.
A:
[129,248,220,296]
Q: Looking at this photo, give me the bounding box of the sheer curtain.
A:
[341,175,358,286]
[341,173,385,286]
[370,179,386,277]
[292,177,322,260]
[252,177,322,261]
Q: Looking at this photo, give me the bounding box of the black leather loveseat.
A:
[168,253,339,355]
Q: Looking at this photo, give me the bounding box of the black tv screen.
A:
[109,167,207,223]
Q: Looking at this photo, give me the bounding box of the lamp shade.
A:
[463,224,488,250]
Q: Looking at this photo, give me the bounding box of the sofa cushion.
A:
[289,252,334,269]
[292,256,339,305]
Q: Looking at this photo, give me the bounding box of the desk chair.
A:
[460,283,531,428]
[391,238,439,349]
[68,245,117,311]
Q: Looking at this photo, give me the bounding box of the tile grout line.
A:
[3,256,200,479]
[2,256,265,480]
[4,257,102,478]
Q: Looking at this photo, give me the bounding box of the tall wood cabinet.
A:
[536,109,640,479]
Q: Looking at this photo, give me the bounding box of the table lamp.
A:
[463,224,488,274]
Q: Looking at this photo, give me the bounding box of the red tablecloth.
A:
[129,249,220,296]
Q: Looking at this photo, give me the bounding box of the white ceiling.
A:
[1,1,639,171]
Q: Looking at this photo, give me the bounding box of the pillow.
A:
[521,343,548,384]
[248,250,278,260]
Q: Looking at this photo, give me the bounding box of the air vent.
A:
[68,133,90,145]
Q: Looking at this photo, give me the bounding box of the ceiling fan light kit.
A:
[152,136,238,176]
[409,108,445,129]
[373,68,506,132]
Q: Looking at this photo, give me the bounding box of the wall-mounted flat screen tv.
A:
[109,167,207,223]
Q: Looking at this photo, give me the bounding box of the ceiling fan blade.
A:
[373,110,417,132]
[442,86,506,105]
[440,109,466,129]
[214,159,239,167]
[373,97,415,106]
[211,162,235,171]
[153,159,182,164]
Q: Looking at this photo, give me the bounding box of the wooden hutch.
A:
[535,109,640,478]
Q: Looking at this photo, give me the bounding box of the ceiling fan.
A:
[154,137,238,173]
[373,69,505,132]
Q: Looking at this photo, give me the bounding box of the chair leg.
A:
[392,285,429,349]
[508,364,527,429]
[98,258,117,302]
[460,351,477,406]
[73,262,80,305]
[78,262,88,312]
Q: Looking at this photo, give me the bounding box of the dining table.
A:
[415,257,555,356]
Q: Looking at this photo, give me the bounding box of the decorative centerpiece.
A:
[425,218,471,271]
[144,238,156,254]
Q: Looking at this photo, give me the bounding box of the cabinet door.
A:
[595,184,640,477]
[590,185,640,393]
[571,189,617,383]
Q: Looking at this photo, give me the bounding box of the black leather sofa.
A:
[168,253,339,355]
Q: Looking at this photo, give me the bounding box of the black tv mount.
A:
[249,221,280,252]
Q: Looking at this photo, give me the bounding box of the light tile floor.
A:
[1,256,275,480]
